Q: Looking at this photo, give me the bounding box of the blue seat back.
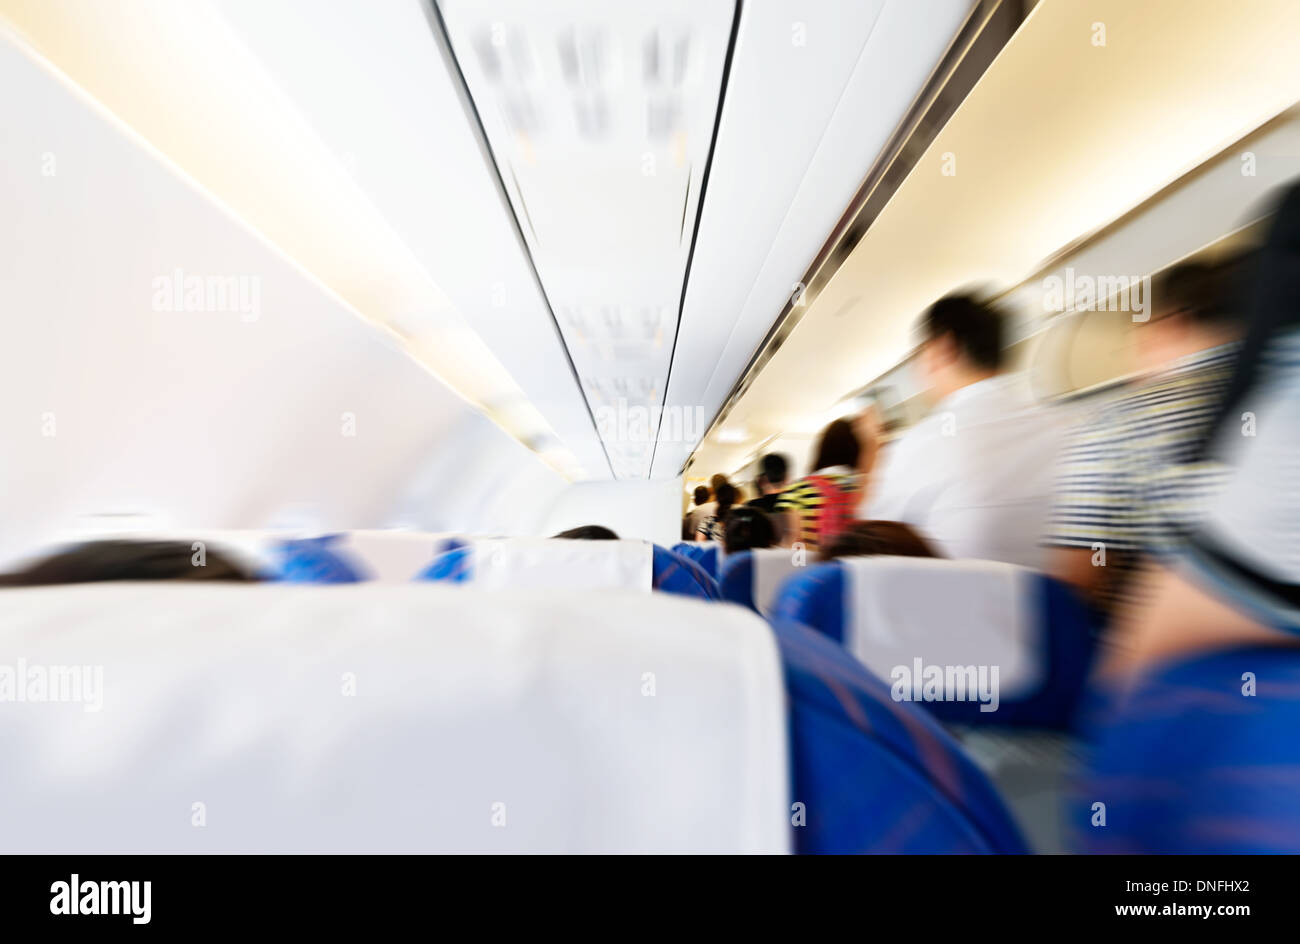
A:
[271,534,366,583]
[271,533,465,584]
[419,541,719,600]
[671,542,721,579]
[774,617,1027,853]
[1075,645,1300,853]
[771,560,1100,730]
[718,548,801,616]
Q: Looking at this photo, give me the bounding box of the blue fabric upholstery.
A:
[718,551,759,612]
[693,545,721,580]
[771,561,1101,730]
[271,534,367,583]
[670,542,698,560]
[671,542,722,578]
[1075,645,1300,853]
[770,562,848,640]
[417,543,719,600]
[774,617,1027,853]
[653,546,720,599]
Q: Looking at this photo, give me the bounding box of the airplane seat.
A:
[0,583,788,852]
[1075,644,1300,854]
[418,538,719,600]
[272,534,367,583]
[770,557,1102,730]
[718,548,801,617]
[671,542,722,579]
[773,616,1028,854]
[272,532,466,583]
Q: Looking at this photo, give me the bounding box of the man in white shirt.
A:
[861,293,1067,568]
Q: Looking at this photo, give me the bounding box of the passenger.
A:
[1101,182,1300,679]
[689,473,729,540]
[696,483,738,543]
[721,505,777,555]
[682,485,711,540]
[775,418,864,552]
[746,453,790,516]
[553,525,619,540]
[857,292,1065,568]
[1043,257,1249,608]
[820,520,942,561]
[0,539,260,585]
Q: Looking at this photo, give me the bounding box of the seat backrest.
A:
[771,557,1099,729]
[421,538,718,600]
[1076,645,1300,853]
[671,542,721,575]
[718,548,801,618]
[0,583,787,852]
[336,530,463,583]
[773,616,1028,853]
[270,532,464,583]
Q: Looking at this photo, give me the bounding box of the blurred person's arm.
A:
[1047,546,1114,599]
[1099,561,1296,683]
[852,406,882,478]
[1042,403,1142,600]
[774,484,805,549]
[857,425,911,521]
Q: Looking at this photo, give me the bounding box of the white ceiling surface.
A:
[207,0,609,479]
[0,0,608,480]
[653,0,974,478]
[689,0,1300,480]
[439,0,735,480]
[0,30,569,566]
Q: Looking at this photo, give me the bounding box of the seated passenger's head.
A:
[1140,254,1252,371]
[819,521,941,561]
[713,482,739,511]
[917,292,1004,402]
[722,506,777,554]
[552,525,619,540]
[0,539,261,586]
[692,485,710,506]
[758,453,789,493]
[811,418,861,472]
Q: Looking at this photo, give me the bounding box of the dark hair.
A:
[709,473,729,492]
[0,539,260,586]
[714,483,738,511]
[722,507,776,554]
[923,293,1004,371]
[760,453,789,486]
[811,418,860,471]
[552,525,619,540]
[1198,182,1300,460]
[692,485,710,505]
[1152,255,1252,328]
[819,521,941,561]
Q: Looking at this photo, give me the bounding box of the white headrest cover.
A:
[339,530,453,583]
[750,547,800,619]
[842,556,1041,694]
[471,537,654,591]
[0,583,789,852]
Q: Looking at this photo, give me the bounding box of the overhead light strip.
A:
[422,0,616,478]
[679,0,1025,475]
[647,0,743,476]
